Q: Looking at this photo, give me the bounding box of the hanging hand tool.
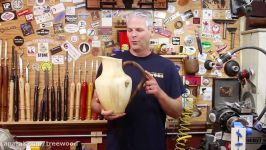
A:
[51,64,56,121]
[80,61,88,120]
[39,90,45,121]
[0,40,2,121]
[13,48,19,122]
[63,52,69,121]
[19,52,25,121]
[2,40,9,122]
[69,60,75,120]
[44,69,49,121]
[93,60,99,120]
[195,29,203,55]
[8,46,15,122]
[87,60,94,120]
[33,69,40,121]
[75,65,81,120]
[25,63,31,121]
[57,64,62,121]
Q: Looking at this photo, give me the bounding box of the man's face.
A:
[126,16,152,51]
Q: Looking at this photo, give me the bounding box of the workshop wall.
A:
[0,0,241,149]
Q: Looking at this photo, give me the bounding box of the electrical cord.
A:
[175,98,193,150]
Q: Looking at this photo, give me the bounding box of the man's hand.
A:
[144,71,162,97]
[101,109,126,120]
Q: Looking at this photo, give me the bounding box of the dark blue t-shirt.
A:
[98,51,184,150]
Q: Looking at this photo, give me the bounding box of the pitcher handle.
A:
[123,61,146,103]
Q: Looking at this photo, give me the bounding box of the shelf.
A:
[160,54,187,58]
[0,120,107,125]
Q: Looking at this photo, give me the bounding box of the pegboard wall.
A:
[0,0,240,123]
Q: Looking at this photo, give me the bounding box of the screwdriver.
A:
[80,61,88,120]
[2,40,8,122]
[25,63,30,121]
[69,60,75,120]
[75,65,81,120]
[87,60,94,120]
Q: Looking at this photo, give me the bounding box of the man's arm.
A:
[144,71,183,119]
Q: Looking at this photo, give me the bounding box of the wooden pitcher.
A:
[95,56,146,114]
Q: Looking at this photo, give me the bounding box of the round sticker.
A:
[70,35,79,43]
[183,46,196,55]
[182,88,190,98]
[198,64,207,75]
[11,0,23,10]
[13,36,24,46]
[184,35,194,46]
[78,20,86,28]
[1,11,16,21]
[79,42,90,54]
[40,62,52,72]
[32,63,40,71]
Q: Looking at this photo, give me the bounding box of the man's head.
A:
[126,11,153,53]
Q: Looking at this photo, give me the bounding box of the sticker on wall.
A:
[38,42,49,53]
[65,15,77,24]
[40,22,53,28]
[64,24,79,33]
[27,46,36,56]
[174,28,184,35]
[53,23,64,34]
[40,62,52,72]
[154,27,172,38]
[104,40,115,48]
[50,45,62,55]
[198,64,207,75]
[92,40,101,48]
[193,17,200,24]
[181,10,193,21]
[12,0,23,10]
[167,5,176,14]
[172,37,180,45]
[154,18,163,27]
[36,28,49,36]
[0,11,17,22]
[198,53,207,62]
[202,9,212,20]
[2,2,12,11]
[61,40,81,60]
[193,9,199,17]
[87,28,96,36]
[36,0,45,6]
[51,3,65,14]
[98,27,112,35]
[25,13,34,21]
[35,12,54,24]
[154,11,166,19]
[13,36,24,46]
[201,20,211,37]
[79,42,90,54]
[20,22,34,36]
[36,52,49,62]
[184,35,194,46]
[183,46,196,55]
[90,11,100,21]
[70,35,79,43]
[54,11,65,23]
[201,41,212,52]
[51,55,64,64]
[211,23,221,34]
[101,35,111,42]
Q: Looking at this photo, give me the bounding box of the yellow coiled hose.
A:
[175,100,193,150]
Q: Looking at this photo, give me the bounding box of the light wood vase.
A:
[95,56,146,114]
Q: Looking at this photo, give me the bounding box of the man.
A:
[92,11,185,150]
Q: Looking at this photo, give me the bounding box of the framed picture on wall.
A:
[212,78,241,109]
[86,0,169,10]
[117,30,130,50]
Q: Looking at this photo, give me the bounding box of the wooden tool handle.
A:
[87,83,93,120]
[57,86,62,121]
[8,81,14,122]
[14,76,19,122]
[75,82,81,120]
[19,77,25,121]
[63,76,69,121]
[33,86,39,121]
[69,82,75,120]
[80,82,88,120]
[51,86,56,121]
[25,82,31,121]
